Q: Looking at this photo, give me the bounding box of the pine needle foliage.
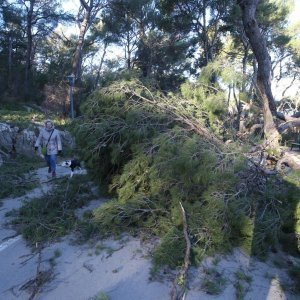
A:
[8,176,95,244]
[152,227,186,269]
[72,79,299,268]
[231,168,300,258]
[0,154,43,200]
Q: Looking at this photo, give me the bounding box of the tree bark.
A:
[25,0,35,98]
[237,0,280,149]
[241,41,249,92]
[8,36,12,86]
[126,30,131,69]
[73,0,107,82]
[94,42,108,89]
[72,0,93,82]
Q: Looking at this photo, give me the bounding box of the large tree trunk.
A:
[72,1,92,83]
[73,0,106,82]
[237,0,280,149]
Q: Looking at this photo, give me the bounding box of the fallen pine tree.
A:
[72,79,299,281]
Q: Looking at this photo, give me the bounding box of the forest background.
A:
[0,0,300,292]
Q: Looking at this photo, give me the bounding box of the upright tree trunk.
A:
[72,9,91,82]
[241,43,249,92]
[94,42,107,89]
[202,0,209,65]
[8,36,12,86]
[25,0,35,98]
[237,0,280,149]
[126,31,131,69]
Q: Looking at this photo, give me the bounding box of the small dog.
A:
[61,159,82,178]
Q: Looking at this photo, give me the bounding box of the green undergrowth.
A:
[0,109,45,127]
[201,267,227,295]
[72,80,300,271]
[0,106,69,130]
[0,154,44,200]
[7,175,95,244]
[234,269,252,299]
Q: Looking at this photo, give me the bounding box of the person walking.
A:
[35,119,62,177]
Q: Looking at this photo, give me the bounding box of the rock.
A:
[0,123,14,155]
[59,130,76,149]
[0,122,75,157]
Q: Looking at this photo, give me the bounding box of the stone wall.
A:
[0,123,75,164]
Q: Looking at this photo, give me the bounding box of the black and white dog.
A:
[61,159,82,178]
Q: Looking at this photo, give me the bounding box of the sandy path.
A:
[0,166,298,300]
